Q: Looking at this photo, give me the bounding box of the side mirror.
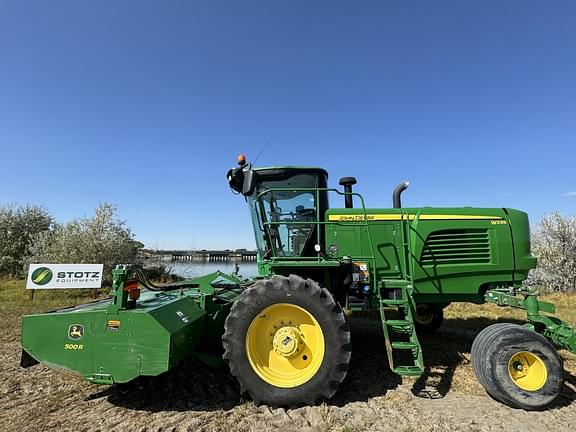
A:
[242,169,258,196]
[227,167,244,193]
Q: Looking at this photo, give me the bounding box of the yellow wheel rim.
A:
[246,303,325,388]
[507,351,548,391]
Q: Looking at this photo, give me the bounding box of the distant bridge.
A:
[141,249,258,262]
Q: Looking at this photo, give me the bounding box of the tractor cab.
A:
[227,156,328,258]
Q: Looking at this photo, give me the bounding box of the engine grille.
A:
[420,229,491,265]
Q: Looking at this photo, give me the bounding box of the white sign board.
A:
[27,264,104,289]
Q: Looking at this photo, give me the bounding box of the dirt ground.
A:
[1,305,576,432]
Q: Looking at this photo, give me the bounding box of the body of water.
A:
[167,261,259,279]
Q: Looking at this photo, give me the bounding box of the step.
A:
[393,365,424,376]
[347,297,368,311]
[380,280,412,289]
[385,319,413,328]
[379,289,405,301]
[391,341,419,351]
[380,299,408,306]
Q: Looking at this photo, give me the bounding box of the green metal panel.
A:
[324,207,534,304]
[21,290,207,384]
[408,209,514,300]
[505,208,538,282]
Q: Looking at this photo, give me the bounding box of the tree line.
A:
[528,213,576,292]
[0,203,141,284]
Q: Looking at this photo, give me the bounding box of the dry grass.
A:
[445,292,576,325]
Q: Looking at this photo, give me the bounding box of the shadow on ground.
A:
[99,315,576,412]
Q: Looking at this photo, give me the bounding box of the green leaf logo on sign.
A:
[31,267,53,286]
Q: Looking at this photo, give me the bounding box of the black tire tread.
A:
[471,323,519,397]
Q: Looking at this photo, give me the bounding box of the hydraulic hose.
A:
[131,265,198,291]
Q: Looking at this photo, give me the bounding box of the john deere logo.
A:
[31,267,53,286]
[68,324,84,340]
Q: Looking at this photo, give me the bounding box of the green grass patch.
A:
[0,277,109,310]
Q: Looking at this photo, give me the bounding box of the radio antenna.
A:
[253,136,273,164]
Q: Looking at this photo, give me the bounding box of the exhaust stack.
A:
[339,177,357,208]
[393,181,410,208]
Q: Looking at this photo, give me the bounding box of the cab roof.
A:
[253,166,329,179]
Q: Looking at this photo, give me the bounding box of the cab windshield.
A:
[248,173,325,258]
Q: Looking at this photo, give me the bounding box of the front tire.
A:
[471,323,564,410]
[222,275,351,407]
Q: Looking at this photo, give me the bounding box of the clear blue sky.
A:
[1,1,575,250]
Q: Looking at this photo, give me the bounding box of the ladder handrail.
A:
[405,208,423,286]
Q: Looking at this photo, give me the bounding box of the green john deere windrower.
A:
[21,155,576,410]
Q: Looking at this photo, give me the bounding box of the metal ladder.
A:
[378,211,424,376]
[379,279,424,375]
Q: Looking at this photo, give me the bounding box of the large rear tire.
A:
[222,274,351,407]
[471,323,563,410]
